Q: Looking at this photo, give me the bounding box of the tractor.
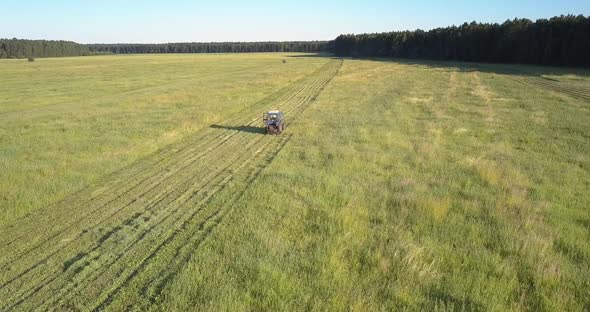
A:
[263,110,285,135]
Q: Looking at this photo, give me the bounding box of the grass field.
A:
[0,54,328,225]
[1,54,589,311]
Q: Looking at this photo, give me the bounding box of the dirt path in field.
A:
[0,59,342,311]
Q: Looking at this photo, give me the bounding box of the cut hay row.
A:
[0,59,339,250]
[507,75,590,102]
[0,59,342,311]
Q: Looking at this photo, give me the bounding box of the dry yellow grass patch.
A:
[476,160,502,186]
[533,111,547,125]
[424,197,451,222]
[407,96,434,104]
[397,240,440,281]
[453,127,469,134]
[471,72,497,123]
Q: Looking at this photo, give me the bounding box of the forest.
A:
[86,41,329,54]
[2,15,589,66]
[0,39,90,59]
[333,15,590,66]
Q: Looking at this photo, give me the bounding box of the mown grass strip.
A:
[0,59,342,311]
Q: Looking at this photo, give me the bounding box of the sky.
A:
[1,0,588,43]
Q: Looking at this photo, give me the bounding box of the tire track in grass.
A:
[19,69,338,310]
[1,114,296,295]
[0,130,260,306]
[101,135,292,312]
[0,128,254,276]
[3,66,314,258]
[473,65,590,102]
[35,83,324,310]
[96,61,341,311]
[0,128,246,265]
[3,115,272,309]
[0,75,324,270]
[140,136,293,307]
[2,59,342,310]
[0,58,342,290]
[11,134,273,311]
[502,73,590,102]
[0,58,342,312]
[0,59,332,250]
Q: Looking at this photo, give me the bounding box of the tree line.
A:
[2,15,589,67]
[0,38,91,59]
[86,41,330,54]
[0,40,329,59]
[333,15,590,66]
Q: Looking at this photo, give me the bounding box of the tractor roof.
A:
[267,110,281,114]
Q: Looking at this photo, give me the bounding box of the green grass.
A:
[1,54,589,311]
[0,53,328,225]
[157,59,590,311]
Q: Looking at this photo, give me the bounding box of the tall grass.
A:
[159,58,590,311]
[1,55,589,310]
[0,53,327,225]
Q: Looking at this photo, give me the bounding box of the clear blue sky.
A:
[1,0,588,43]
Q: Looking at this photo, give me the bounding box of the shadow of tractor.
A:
[210,124,266,134]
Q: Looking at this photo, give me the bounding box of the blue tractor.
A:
[263,110,285,135]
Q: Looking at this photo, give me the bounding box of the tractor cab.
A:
[263,110,285,135]
[263,110,282,122]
